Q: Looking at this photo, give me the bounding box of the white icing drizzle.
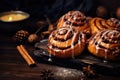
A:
[98,31,110,59]
[71,33,77,45]
[66,15,75,58]
[68,18,71,22]
[104,49,108,59]
[95,38,102,54]
[71,32,77,59]
[111,32,114,39]
[58,27,69,32]
[59,30,64,34]
[54,49,60,52]
[78,35,81,53]
[96,46,100,54]
[71,44,74,59]
[73,16,77,21]
[69,23,74,34]
[64,13,73,27]
[49,45,52,49]
[81,32,85,43]
[90,32,100,44]
[64,13,84,58]
[66,22,75,58]
[92,33,101,54]
[78,34,81,44]
[90,30,110,59]
[64,29,71,40]
[49,45,55,56]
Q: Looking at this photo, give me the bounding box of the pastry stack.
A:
[47,10,120,60]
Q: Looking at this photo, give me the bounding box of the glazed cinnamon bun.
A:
[88,30,120,60]
[47,27,86,58]
[57,11,91,36]
[106,18,120,31]
[90,17,120,34]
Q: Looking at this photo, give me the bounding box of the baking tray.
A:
[34,39,120,75]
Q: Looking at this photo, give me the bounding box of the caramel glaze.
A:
[88,30,120,60]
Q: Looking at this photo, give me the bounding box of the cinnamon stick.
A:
[17,45,35,66]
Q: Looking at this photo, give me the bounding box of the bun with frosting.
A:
[88,30,120,60]
[57,11,91,37]
[47,27,86,58]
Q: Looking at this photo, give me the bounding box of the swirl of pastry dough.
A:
[88,30,120,60]
[47,27,86,58]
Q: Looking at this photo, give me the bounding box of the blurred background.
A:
[0,0,120,19]
[0,0,120,35]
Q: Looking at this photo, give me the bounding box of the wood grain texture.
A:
[0,34,120,80]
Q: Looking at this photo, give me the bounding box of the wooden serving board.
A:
[34,39,120,75]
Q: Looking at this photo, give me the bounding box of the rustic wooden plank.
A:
[0,33,120,80]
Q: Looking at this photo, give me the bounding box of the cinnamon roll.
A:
[57,11,91,36]
[47,27,86,58]
[90,17,120,34]
[88,30,120,60]
[106,18,120,31]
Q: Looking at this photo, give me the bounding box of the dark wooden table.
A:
[0,33,120,80]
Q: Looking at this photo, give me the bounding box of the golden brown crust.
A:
[90,17,120,34]
[57,11,91,36]
[90,17,105,34]
[47,27,86,58]
[88,30,120,60]
[106,18,120,31]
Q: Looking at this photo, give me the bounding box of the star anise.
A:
[82,65,96,78]
[40,69,55,80]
